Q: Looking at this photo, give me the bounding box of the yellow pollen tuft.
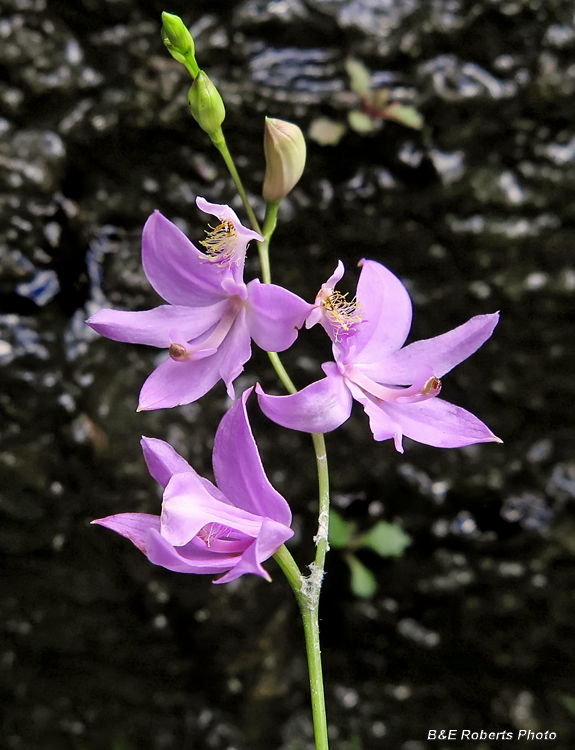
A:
[421,376,442,395]
[322,290,363,339]
[199,220,238,266]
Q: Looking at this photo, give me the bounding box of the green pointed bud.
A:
[187,71,226,139]
[262,117,306,203]
[161,12,199,76]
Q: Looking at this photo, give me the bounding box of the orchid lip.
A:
[199,219,241,268]
[314,283,363,340]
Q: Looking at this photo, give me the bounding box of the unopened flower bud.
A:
[161,12,199,77]
[262,117,306,203]
[187,71,226,140]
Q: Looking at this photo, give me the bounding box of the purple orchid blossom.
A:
[92,389,294,583]
[257,259,501,452]
[87,197,312,410]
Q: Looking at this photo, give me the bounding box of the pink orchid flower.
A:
[257,259,501,452]
[92,389,293,583]
[87,197,312,410]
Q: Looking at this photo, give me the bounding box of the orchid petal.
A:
[216,309,252,400]
[349,259,413,364]
[87,302,227,348]
[137,354,222,411]
[256,362,353,434]
[305,306,323,329]
[94,514,244,574]
[306,260,347,330]
[91,513,160,554]
[161,473,263,547]
[196,197,263,245]
[141,436,193,487]
[379,397,502,449]
[146,528,237,574]
[140,436,231,505]
[214,537,270,584]
[345,380,405,452]
[142,211,229,307]
[359,313,500,384]
[214,516,292,584]
[251,516,294,564]
[196,197,263,286]
[246,279,313,352]
[213,389,292,526]
[324,260,346,290]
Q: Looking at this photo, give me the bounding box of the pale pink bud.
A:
[262,117,306,203]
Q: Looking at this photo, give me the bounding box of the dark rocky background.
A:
[1,0,575,748]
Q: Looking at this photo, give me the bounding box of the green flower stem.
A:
[262,200,280,244]
[211,129,263,236]
[273,433,331,750]
[267,351,297,394]
[260,200,295,392]
[211,126,277,285]
[273,543,303,595]
[311,432,330,572]
[274,545,330,750]
[183,57,200,79]
[258,200,280,284]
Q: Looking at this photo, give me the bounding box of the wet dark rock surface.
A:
[2,0,575,748]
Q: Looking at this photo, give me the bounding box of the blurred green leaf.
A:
[345,58,372,99]
[357,521,412,558]
[371,88,390,110]
[308,117,347,146]
[346,553,377,598]
[329,508,354,548]
[383,103,424,130]
[348,110,376,134]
